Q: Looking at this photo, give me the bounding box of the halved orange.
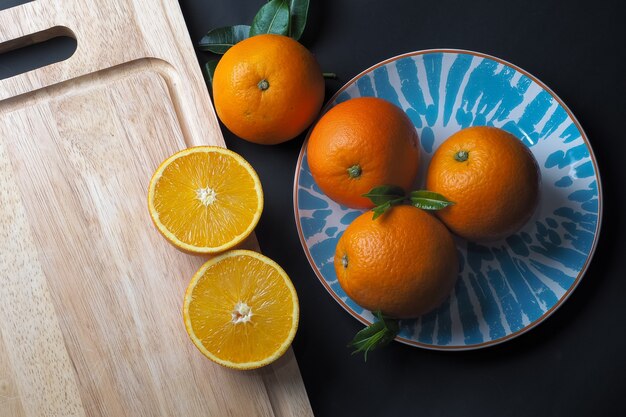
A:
[148,146,263,254]
[183,250,299,369]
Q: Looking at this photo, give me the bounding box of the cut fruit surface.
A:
[183,250,299,369]
[148,146,263,254]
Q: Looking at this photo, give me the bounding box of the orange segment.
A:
[148,146,263,254]
[183,250,299,369]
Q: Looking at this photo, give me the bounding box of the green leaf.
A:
[250,0,290,37]
[371,198,405,220]
[288,0,309,40]
[348,311,399,361]
[362,185,406,206]
[198,25,251,54]
[409,190,455,210]
[371,201,391,220]
[202,60,219,87]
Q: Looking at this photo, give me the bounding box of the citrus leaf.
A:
[202,60,219,87]
[371,201,391,220]
[198,25,250,54]
[371,197,405,220]
[409,190,455,210]
[348,311,399,361]
[362,185,406,206]
[250,0,290,37]
[288,0,309,40]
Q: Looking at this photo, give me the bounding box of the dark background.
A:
[2,0,625,416]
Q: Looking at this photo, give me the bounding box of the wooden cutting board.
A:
[0,1,313,416]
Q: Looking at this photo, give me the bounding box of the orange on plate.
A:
[306,97,420,209]
[426,126,540,241]
[213,34,325,145]
[334,205,458,319]
[147,146,263,254]
[183,250,299,369]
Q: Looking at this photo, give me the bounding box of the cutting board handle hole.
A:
[0,26,76,80]
[0,0,33,12]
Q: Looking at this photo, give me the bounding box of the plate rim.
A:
[292,48,604,351]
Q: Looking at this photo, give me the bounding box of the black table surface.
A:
[2,1,625,416]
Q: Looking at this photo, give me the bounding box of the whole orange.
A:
[307,97,420,208]
[334,205,458,319]
[212,34,325,145]
[426,126,540,241]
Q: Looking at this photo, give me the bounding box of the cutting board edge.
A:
[0,58,219,149]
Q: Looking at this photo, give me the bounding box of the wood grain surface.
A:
[0,1,313,416]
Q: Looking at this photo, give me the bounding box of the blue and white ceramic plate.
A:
[293,49,602,350]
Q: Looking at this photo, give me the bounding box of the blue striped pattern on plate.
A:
[293,50,602,350]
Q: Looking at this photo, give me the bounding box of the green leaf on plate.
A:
[202,60,219,87]
[288,0,309,40]
[348,311,399,361]
[198,25,251,54]
[250,0,290,37]
[409,190,455,210]
[362,185,406,206]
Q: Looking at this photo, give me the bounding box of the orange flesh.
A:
[186,253,297,365]
[152,151,260,248]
